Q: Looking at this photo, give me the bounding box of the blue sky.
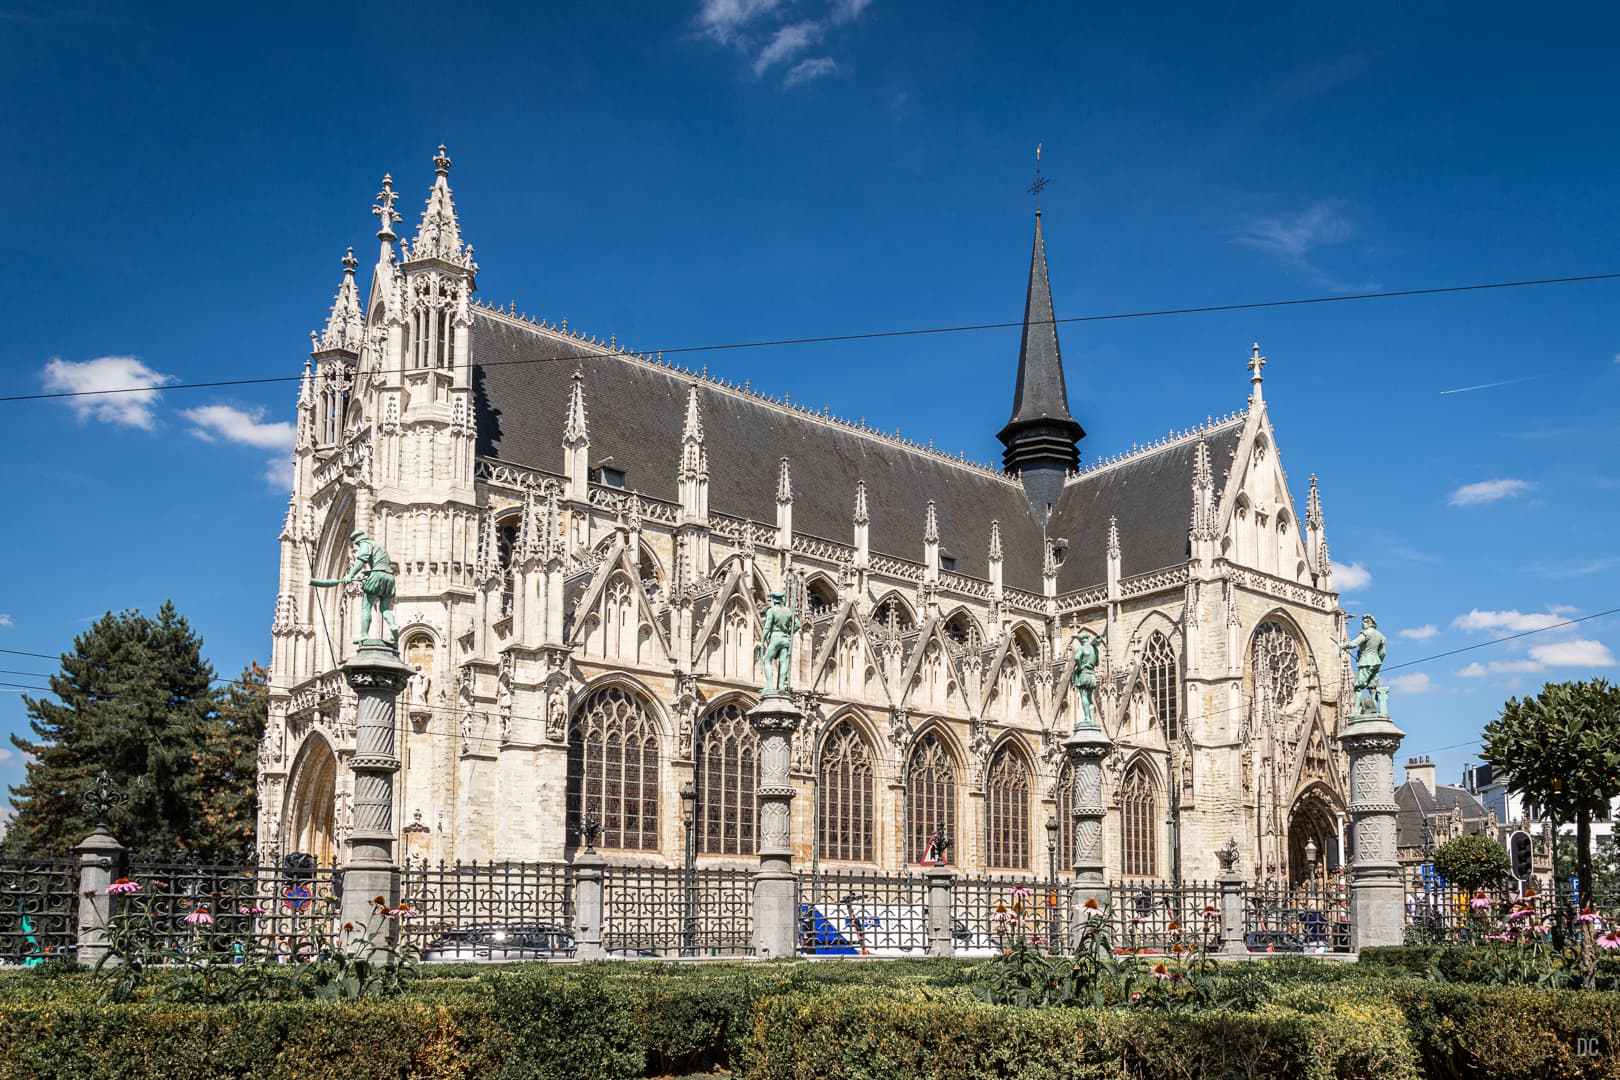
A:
[2,1,1618,823]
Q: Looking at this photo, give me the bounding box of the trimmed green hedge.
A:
[1,960,1617,1079]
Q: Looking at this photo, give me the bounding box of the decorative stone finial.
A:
[433,144,452,176]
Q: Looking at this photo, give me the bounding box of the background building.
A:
[258,150,1355,884]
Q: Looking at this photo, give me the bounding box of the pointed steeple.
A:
[776,456,793,504]
[563,369,590,501]
[1305,474,1331,585]
[853,480,870,525]
[311,248,364,356]
[997,209,1085,519]
[923,500,939,544]
[372,174,401,265]
[295,358,317,450]
[988,519,1003,562]
[1248,342,1266,408]
[1190,437,1217,543]
[776,457,794,548]
[852,480,870,566]
[404,146,477,275]
[564,369,590,445]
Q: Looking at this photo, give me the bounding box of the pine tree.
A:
[5,602,229,857]
[191,662,268,863]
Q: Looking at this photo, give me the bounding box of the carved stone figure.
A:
[1070,629,1100,730]
[756,588,800,697]
[313,530,399,646]
[1340,613,1387,712]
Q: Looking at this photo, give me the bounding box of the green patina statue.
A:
[1071,629,1100,731]
[756,587,800,698]
[1340,613,1387,713]
[313,530,398,647]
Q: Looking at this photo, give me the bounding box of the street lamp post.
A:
[1045,814,1059,951]
[680,780,697,957]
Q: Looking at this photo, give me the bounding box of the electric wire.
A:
[2,271,1616,405]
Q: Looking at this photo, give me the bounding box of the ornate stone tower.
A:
[997,209,1085,521]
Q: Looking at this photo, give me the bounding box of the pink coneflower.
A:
[106,878,141,895]
[1598,931,1620,951]
[1010,886,1033,898]
[182,909,214,926]
[1201,904,1220,919]
[1129,992,1142,1001]
[1470,893,1492,910]
[1576,910,1601,926]
[1152,962,1172,979]
[1508,907,1536,922]
[237,905,267,916]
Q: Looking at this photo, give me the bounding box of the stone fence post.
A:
[1064,725,1113,947]
[924,866,956,958]
[339,645,413,941]
[1341,711,1406,951]
[572,846,606,961]
[748,696,802,959]
[1218,871,1246,956]
[75,826,126,968]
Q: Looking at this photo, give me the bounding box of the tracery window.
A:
[496,520,519,618]
[986,746,1032,870]
[566,686,660,851]
[818,719,875,862]
[1251,621,1301,705]
[905,731,957,863]
[1144,632,1180,743]
[1120,763,1158,878]
[694,702,757,856]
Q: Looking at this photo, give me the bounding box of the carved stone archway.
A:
[1286,787,1341,887]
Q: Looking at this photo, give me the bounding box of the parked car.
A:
[419,924,575,963]
[798,903,999,957]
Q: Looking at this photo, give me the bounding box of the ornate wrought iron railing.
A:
[398,860,574,956]
[957,874,1066,954]
[1244,877,1351,953]
[798,868,927,956]
[0,857,79,964]
[122,859,341,957]
[602,864,752,957]
[1100,880,1225,953]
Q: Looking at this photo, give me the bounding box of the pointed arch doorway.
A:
[1286,787,1342,887]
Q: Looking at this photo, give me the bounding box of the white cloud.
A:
[783,56,837,86]
[829,0,874,22]
[753,20,820,74]
[0,748,12,765]
[264,457,294,490]
[1457,659,1543,677]
[180,404,296,451]
[1448,478,1532,506]
[1457,662,1487,677]
[697,0,781,43]
[0,614,11,628]
[1528,639,1617,668]
[1388,672,1432,694]
[1398,624,1439,640]
[1232,201,1353,262]
[42,355,174,430]
[1452,609,1569,634]
[1333,561,1371,591]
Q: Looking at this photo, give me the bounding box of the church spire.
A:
[404,145,477,275]
[311,248,364,356]
[997,204,1085,520]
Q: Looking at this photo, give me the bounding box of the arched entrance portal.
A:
[1286,787,1341,887]
[284,736,339,866]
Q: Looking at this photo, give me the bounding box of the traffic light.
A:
[1510,831,1533,879]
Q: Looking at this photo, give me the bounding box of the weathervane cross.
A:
[1027,143,1049,208]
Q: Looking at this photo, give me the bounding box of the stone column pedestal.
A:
[75,826,126,968]
[924,866,957,958]
[572,850,607,960]
[748,695,802,959]
[339,644,413,940]
[1218,870,1247,956]
[1340,713,1406,951]
[1064,726,1113,947]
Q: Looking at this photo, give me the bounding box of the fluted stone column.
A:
[748,696,802,959]
[1064,726,1112,945]
[1340,712,1405,950]
[339,644,413,938]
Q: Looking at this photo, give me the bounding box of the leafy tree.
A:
[1482,679,1620,955]
[190,662,268,862]
[1555,833,1620,908]
[4,603,259,859]
[1432,833,1510,892]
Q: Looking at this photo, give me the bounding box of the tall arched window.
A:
[496,519,519,618]
[1144,632,1180,742]
[694,701,757,856]
[1055,760,1074,875]
[1120,763,1158,878]
[986,746,1032,869]
[905,731,957,863]
[818,718,875,862]
[1251,621,1301,705]
[566,685,660,851]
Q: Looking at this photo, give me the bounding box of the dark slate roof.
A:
[1395,782,1489,850]
[473,312,1049,590]
[999,211,1080,436]
[1045,421,1244,591]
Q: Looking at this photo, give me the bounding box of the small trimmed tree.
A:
[1432,833,1510,892]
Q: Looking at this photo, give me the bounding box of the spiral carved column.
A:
[1064,726,1112,946]
[339,644,413,939]
[1340,712,1405,950]
[749,697,802,959]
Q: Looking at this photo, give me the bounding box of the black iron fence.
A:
[602,865,752,957]
[1102,880,1226,953]
[124,859,342,959]
[956,875,1066,954]
[0,857,79,965]
[1244,877,1351,953]
[798,869,928,956]
[399,860,573,957]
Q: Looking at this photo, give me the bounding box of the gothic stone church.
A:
[259,148,1353,886]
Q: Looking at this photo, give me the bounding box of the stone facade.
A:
[258,149,1355,885]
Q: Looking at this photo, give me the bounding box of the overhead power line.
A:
[2,271,1617,405]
